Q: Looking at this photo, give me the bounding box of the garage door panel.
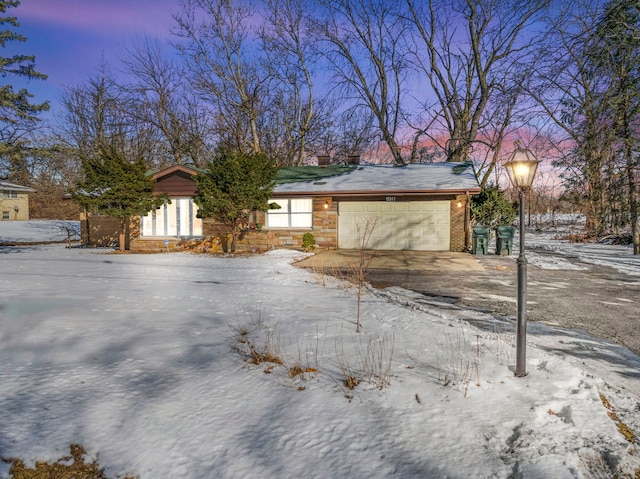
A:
[338,201,450,251]
[390,203,407,213]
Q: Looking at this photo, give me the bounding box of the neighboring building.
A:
[124,161,481,253]
[0,181,34,221]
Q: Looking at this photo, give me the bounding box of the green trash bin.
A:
[495,226,515,255]
[472,226,490,255]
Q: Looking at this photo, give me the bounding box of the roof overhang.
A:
[271,188,481,197]
[150,164,202,180]
[0,182,35,192]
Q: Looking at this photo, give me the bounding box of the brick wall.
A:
[449,195,470,252]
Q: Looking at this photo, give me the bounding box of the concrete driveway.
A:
[294,250,485,273]
[294,249,640,358]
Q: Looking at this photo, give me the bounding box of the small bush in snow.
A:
[302,232,316,251]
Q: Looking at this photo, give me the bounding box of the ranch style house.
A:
[81,158,481,253]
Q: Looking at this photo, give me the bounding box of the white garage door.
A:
[338,201,450,251]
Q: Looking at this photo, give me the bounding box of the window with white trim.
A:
[267,198,313,228]
[2,211,10,220]
[2,190,18,198]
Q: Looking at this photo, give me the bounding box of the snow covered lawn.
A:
[0,220,80,244]
[0,222,639,478]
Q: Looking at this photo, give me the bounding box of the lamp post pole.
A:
[504,146,539,378]
[515,187,528,377]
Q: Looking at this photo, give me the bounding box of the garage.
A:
[338,200,450,251]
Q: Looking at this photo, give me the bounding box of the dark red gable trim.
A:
[152,165,200,197]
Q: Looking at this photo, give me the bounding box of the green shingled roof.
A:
[275,165,358,184]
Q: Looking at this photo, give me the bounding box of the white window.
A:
[2,190,17,198]
[2,211,9,220]
[140,198,203,237]
[267,198,313,228]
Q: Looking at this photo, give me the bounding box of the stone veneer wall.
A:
[131,194,472,254]
[199,196,337,253]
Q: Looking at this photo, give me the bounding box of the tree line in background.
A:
[0,0,639,251]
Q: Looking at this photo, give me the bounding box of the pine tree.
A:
[471,186,517,229]
[0,1,49,139]
[72,146,167,250]
[194,150,279,253]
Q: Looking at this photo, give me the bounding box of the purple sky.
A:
[9,0,179,117]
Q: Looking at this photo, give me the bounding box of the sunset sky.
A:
[10,0,179,115]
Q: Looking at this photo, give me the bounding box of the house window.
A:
[2,190,17,198]
[141,198,202,237]
[2,211,9,220]
[267,198,313,228]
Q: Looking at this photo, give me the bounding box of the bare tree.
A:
[57,62,172,183]
[260,0,318,165]
[121,38,213,168]
[175,0,269,154]
[405,0,548,169]
[528,1,618,236]
[313,0,411,166]
[59,66,130,160]
[346,216,378,333]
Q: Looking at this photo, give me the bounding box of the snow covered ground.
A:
[0,219,80,244]
[0,220,639,478]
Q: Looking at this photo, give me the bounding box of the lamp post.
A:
[504,147,540,377]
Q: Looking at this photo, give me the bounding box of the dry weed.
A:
[230,304,283,366]
[335,330,395,393]
[436,327,483,397]
[2,444,136,479]
[599,393,637,445]
[344,376,360,389]
[289,364,305,378]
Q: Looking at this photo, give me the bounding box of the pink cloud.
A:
[18,0,178,38]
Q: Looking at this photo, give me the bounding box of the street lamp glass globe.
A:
[505,148,540,189]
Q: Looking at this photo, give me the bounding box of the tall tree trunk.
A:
[119,216,129,251]
[625,136,639,254]
[230,223,237,253]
